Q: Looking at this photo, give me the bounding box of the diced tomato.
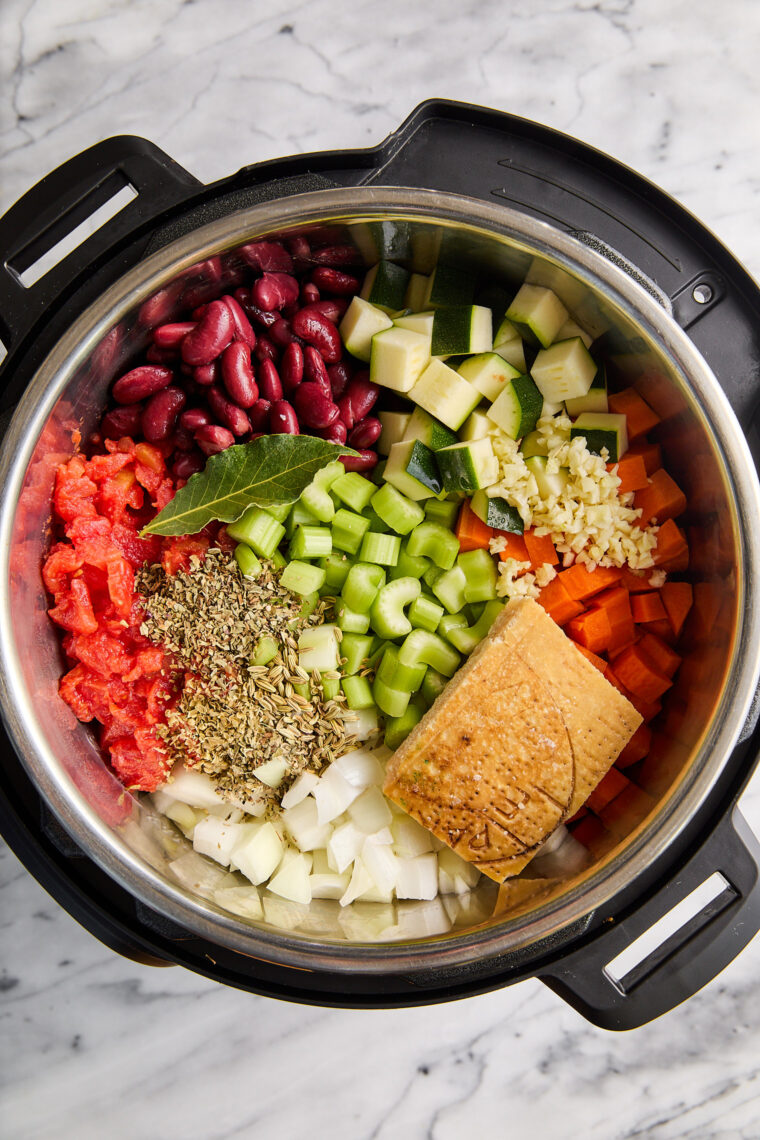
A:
[161,534,210,576]
[49,577,99,635]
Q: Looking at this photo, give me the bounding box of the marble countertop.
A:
[3,0,760,1136]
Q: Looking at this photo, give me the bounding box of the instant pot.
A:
[2,100,760,1031]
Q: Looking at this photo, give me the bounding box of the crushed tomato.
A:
[43,437,209,793]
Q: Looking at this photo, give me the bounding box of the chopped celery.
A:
[370,577,422,640]
[384,698,425,750]
[422,564,444,590]
[458,548,498,603]
[331,508,370,556]
[341,562,386,613]
[336,600,371,634]
[445,600,504,654]
[298,624,340,672]
[290,525,333,560]
[321,676,342,700]
[376,644,426,693]
[285,500,320,538]
[280,559,326,597]
[421,667,448,706]
[300,460,345,522]
[424,497,461,529]
[270,549,287,571]
[340,632,375,676]
[364,638,387,673]
[373,675,412,718]
[287,591,320,629]
[332,471,377,513]
[370,483,425,536]
[432,565,468,614]
[438,612,469,644]
[388,537,431,581]
[234,543,262,578]
[251,635,279,666]
[358,531,401,567]
[341,674,375,710]
[406,521,459,570]
[362,503,392,533]
[397,629,461,676]
[293,681,311,700]
[371,459,387,486]
[408,595,445,634]
[320,552,353,592]
[227,506,285,559]
[264,502,293,523]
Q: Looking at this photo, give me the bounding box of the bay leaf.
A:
[142,435,356,537]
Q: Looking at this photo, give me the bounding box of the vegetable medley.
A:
[41,230,698,926]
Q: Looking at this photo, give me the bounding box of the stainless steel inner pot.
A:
[2,187,760,976]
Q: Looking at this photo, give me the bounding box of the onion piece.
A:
[268,853,313,904]
[281,797,333,852]
[213,885,263,920]
[313,763,361,825]
[192,816,244,867]
[280,771,320,810]
[231,821,283,885]
[160,764,225,809]
[334,747,385,789]
[395,853,439,900]
[348,785,394,834]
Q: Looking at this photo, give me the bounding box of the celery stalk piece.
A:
[234,543,263,578]
[286,500,320,539]
[422,564,444,590]
[336,601,371,634]
[370,576,422,641]
[358,531,402,567]
[227,506,286,559]
[457,548,499,603]
[341,674,376,710]
[372,675,412,718]
[342,562,387,613]
[332,471,377,513]
[397,629,461,677]
[320,552,353,592]
[384,699,425,750]
[331,508,370,556]
[370,483,425,536]
[340,632,375,676]
[432,565,468,615]
[421,667,448,706]
[290,525,333,560]
[424,497,461,529]
[321,676,342,700]
[280,559,326,597]
[300,460,345,523]
[251,635,279,666]
[270,549,287,571]
[286,591,320,630]
[388,537,431,581]
[408,595,445,634]
[445,600,504,654]
[406,521,459,570]
[376,645,426,693]
[438,612,469,644]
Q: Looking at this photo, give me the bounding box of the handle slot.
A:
[603,871,737,995]
[9,173,138,289]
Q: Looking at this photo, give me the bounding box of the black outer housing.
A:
[2,100,760,1029]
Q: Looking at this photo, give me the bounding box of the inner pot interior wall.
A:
[3,206,741,953]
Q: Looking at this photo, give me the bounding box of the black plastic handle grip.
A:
[538,807,760,1030]
[0,136,201,358]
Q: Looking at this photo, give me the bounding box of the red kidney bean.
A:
[304,298,348,323]
[311,245,362,267]
[347,416,382,450]
[193,362,219,386]
[195,425,235,455]
[311,267,361,296]
[258,359,283,402]
[338,374,380,429]
[172,426,195,452]
[269,400,300,434]
[270,318,299,349]
[280,342,304,392]
[101,405,144,438]
[254,335,279,364]
[327,360,352,400]
[207,386,252,436]
[221,341,258,407]
[234,286,250,306]
[172,451,205,479]
[180,407,213,432]
[112,365,174,405]
[301,281,320,305]
[303,345,331,396]
[240,241,293,273]
[145,344,179,365]
[153,321,196,348]
[181,300,234,366]
[287,235,311,262]
[294,383,340,430]
[318,419,348,445]
[191,304,208,321]
[142,386,187,442]
[339,449,379,472]
[252,272,300,312]
[137,282,184,328]
[248,398,271,432]
[291,307,342,362]
[221,294,256,349]
[243,301,279,328]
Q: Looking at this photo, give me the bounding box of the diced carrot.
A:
[605,668,662,722]
[660,581,693,637]
[600,783,656,840]
[456,500,494,553]
[496,532,531,564]
[617,565,659,594]
[608,387,661,439]
[627,439,662,475]
[690,581,723,639]
[643,618,677,644]
[566,607,613,654]
[607,452,649,493]
[616,724,652,768]
[566,806,589,824]
[559,562,622,602]
[587,768,630,814]
[637,631,682,678]
[572,642,609,673]
[523,529,557,568]
[634,468,687,527]
[590,586,636,655]
[611,643,673,704]
[652,518,688,566]
[569,814,610,856]
[537,576,585,625]
[630,591,667,624]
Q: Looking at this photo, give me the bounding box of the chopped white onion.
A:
[160,765,225,809]
[361,837,398,894]
[213,885,263,920]
[348,785,394,834]
[309,871,351,900]
[340,858,374,906]
[231,821,283,886]
[298,624,340,672]
[280,797,333,852]
[437,847,480,891]
[268,853,313,904]
[530,831,590,878]
[395,853,439,900]
[391,814,435,858]
[192,816,244,867]
[341,705,381,741]
[327,819,365,873]
[313,763,361,825]
[280,771,320,810]
[252,756,289,788]
[334,747,385,789]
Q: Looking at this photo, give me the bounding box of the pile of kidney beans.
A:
[98,236,382,481]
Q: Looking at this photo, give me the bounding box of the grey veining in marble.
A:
[3,1,760,1137]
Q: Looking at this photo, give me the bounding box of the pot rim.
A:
[2,185,760,974]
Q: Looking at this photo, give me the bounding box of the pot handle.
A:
[0,136,201,359]
[538,806,760,1030]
